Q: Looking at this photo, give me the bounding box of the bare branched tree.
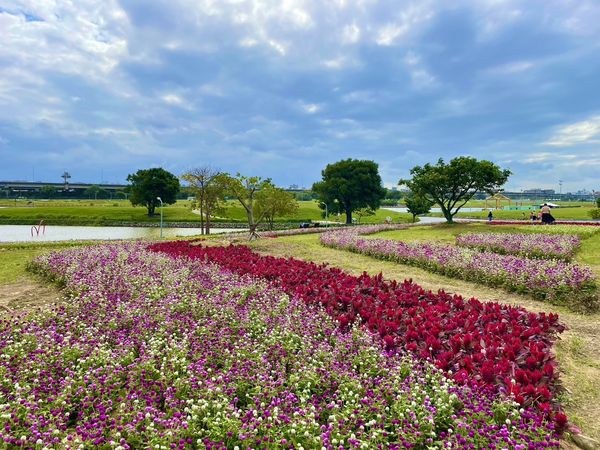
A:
[181,167,226,235]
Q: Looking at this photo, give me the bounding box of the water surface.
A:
[0,225,244,243]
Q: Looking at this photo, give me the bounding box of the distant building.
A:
[523,188,555,195]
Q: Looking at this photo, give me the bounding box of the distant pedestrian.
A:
[487,211,493,222]
[540,203,555,225]
[530,211,536,222]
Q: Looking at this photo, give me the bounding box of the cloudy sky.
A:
[1,0,599,191]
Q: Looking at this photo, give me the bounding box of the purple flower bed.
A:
[321,229,598,312]
[456,232,580,260]
[0,243,559,448]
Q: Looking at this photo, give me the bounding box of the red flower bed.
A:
[149,241,565,414]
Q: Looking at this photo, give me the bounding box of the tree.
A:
[354,207,376,224]
[399,157,511,224]
[596,197,600,208]
[181,167,227,235]
[312,159,386,225]
[221,173,273,239]
[85,185,107,200]
[405,194,433,223]
[127,168,180,216]
[40,185,56,199]
[256,185,299,230]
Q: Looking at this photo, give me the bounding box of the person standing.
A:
[487,210,493,222]
[540,203,554,224]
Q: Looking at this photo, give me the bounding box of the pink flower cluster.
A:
[456,232,580,260]
[320,228,598,311]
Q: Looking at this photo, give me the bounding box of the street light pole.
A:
[156,197,163,238]
[319,202,328,227]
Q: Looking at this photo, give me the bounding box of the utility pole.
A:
[61,171,71,191]
[157,197,164,239]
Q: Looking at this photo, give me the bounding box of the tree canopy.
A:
[85,185,108,200]
[127,168,180,216]
[404,194,433,223]
[312,159,386,224]
[399,157,511,223]
[256,185,299,230]
[221,174,272,239]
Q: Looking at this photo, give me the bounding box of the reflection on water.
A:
[0,225,245,243]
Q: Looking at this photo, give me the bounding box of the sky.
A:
[1,0,599,192]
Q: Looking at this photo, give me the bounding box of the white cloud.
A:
[403,51,437,89]
[161,94,184,105]
[522,152,578,163]
[376,23,407,46]
[484,60,534,75]
[543,116,600,147]
[341,23,361,44]
[0,1,130,79]
[300,102,321,114]
[322,55,360,70]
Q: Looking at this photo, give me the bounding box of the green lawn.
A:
[0,199,412,226]
[0,242,90,284]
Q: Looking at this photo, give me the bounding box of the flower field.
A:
[319,228,598,311]
[456,232,580,260]
[0,243,560,448]
[149,241,566,417]
[254,224,404,239]
[487,222,600,237]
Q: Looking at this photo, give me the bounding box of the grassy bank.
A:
[0,200,412,226]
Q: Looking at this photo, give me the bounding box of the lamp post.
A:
[156,197,163,238]
[319,202,328,227]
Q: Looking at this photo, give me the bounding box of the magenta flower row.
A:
[456,232,580,260]
[320,229,597,311]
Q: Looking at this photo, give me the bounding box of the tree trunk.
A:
[147,205,155,216]
[412,214,417,223]
[199,201,205,235]
[247,209,259,240]
[440,204,453,223]
[345,206,353,225]
[205,203,211,235]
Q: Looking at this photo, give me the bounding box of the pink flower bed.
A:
[456,232,580,260]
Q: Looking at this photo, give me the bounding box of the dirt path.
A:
[0,279,63,318]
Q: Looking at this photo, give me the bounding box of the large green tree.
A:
[312,159,386,225]
[399,157,511,223]
[127,168,180,216]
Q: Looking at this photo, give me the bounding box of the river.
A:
[0,225,243,243]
